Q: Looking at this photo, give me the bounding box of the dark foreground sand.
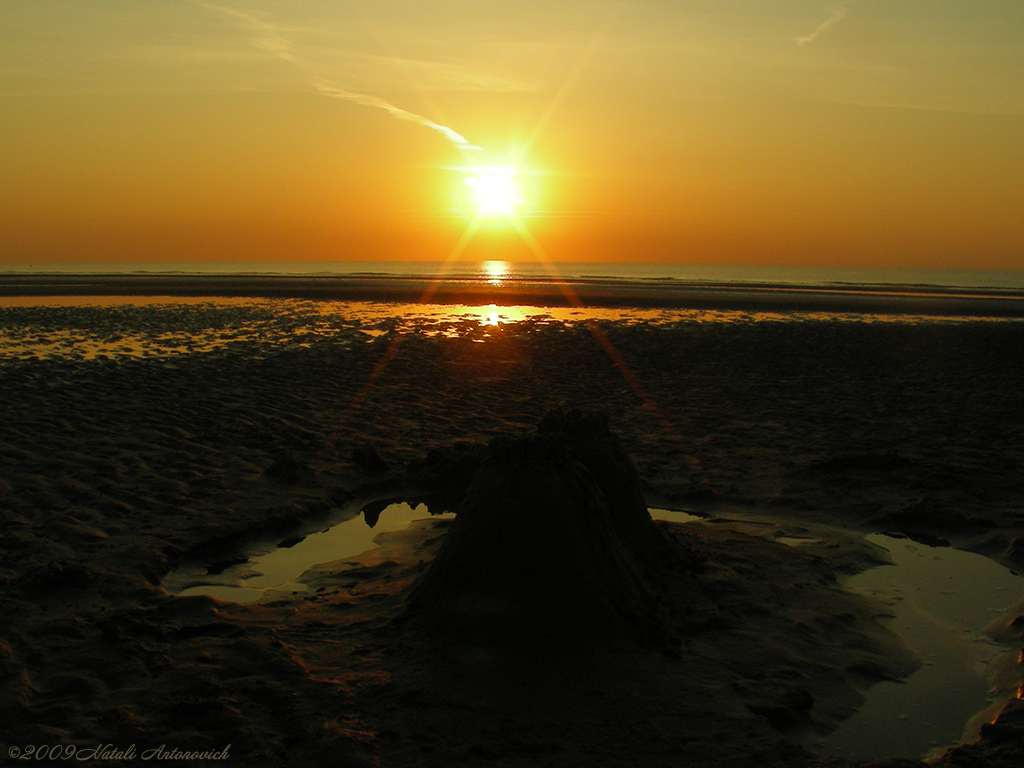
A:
[2,288,1024,766]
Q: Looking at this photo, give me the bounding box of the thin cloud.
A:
[796,5,849,46]
[311,79,482,150]
[191,0,482,151]
[352,54,534,94]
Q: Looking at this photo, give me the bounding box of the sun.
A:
[463,165,524,217]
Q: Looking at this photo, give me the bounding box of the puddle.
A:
[811,533,1024,761]
[165,505,1021,761]
[165,502,453,603]
[774,535,820,547]
[649,508,704,524]
[167,505,701,604]
[7,295,1003,363]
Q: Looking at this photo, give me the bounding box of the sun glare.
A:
[481,259,510,285]
[463,165,524,217]
[472,304,530,328]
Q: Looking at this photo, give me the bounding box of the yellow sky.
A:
[2,1,1022,270]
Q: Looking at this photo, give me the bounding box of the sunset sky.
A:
[2,1,1022,270]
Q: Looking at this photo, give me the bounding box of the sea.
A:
[5,260,1024,293]
[2,260,1023,362]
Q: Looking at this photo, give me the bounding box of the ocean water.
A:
[3,258,1024,360]
[5,260,1024,293]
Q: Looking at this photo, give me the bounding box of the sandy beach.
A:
[5,272,1024,316]
[2,279,1024,767]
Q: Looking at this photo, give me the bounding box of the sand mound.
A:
[403,411,694,648]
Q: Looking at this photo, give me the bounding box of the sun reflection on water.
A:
[470,304,529,328]
[481,260,511,286]
[1,293,1000,362]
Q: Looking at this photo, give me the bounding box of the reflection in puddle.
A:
[169,506,702,604]
[774,536,819,547]
[163,506,1023,760]
[2,294,998,361]
[813,534,1024,760]
[168,502,452,603]
[649,508,704,524]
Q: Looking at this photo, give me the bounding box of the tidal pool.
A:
[812,533,1024,760]
[165,506,1023,761]
[166,505,701,604]
[165,502,453,603]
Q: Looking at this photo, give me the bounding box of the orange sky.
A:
[2,1,1023,270]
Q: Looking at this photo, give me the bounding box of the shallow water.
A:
[649,508,705,524]
[165,507,1023,760]
[168,502,453,603]
[167,505,701,604]
[2,295,1011,361]
[812,533,1024,760]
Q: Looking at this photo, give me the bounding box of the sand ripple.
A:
[2,299,1024,765]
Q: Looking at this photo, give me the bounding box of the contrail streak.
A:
[310,79,481,151]
[796,5,849,46]
[191,0,481,151]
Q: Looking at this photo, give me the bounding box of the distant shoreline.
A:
[2,272,1024,317]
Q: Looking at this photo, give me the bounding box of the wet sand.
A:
[2,281,1024,766]
[5,271,1024,315]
